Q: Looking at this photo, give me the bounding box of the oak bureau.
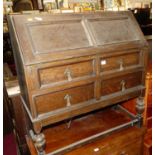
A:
[8,11,148,154]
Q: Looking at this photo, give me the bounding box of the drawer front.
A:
[38,60,94,86]
[100,52,140,73]
[101,71,142,96]
[34,83,94,115]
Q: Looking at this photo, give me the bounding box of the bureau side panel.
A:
[7,16,31,113]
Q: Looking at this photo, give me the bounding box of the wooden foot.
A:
[30,130,46,155]
[136,97,145,127]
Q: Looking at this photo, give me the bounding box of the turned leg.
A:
[30,130,46,155]
[136,97,145,127]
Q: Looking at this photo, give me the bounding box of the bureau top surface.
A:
[9,11,147,65]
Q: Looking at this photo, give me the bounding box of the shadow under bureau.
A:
[8,11,148,154]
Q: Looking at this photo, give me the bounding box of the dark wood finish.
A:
[13,0,33,12]
[65,128,144,155]
[101,71,142,96]
[5,79,31,155]
[8,12,148,129]
[9,95,31,154]
[8,12,148,154]
[8,12,147,65]
[100,51,140,72]
[27,128,145,155]
[122,61,152,128]
[26,107,146,155]
[5,80,147,155]
[11,96,29,143]
[31,0,41,10]
[122,61,152,155]
[38,59,94,87]
[35,83,94,115]
[3,84,13,135]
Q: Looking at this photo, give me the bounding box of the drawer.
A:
[101,71,142,96]
[34,83,94,115]
[100,52,140,73]
[38,60,94,87]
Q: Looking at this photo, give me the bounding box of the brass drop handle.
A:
[118,59,124,71]
[64,94,72,107]
[120,80,126,91]
[64,68,72,81]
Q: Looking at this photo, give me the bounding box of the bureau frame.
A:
[8,11,148,154]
